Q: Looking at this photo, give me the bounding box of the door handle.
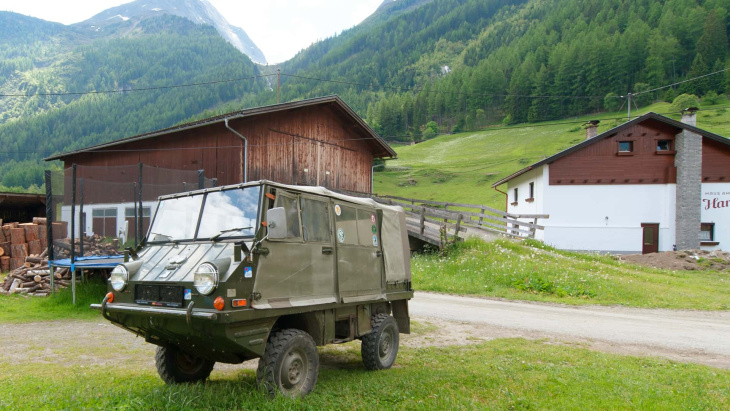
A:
[322,247,333,255]
[375,250,382,257]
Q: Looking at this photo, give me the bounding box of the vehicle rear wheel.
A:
[155,345,215,384]
[256,329,319,398]
[361,314,399,370]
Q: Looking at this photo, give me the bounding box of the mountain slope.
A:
[77,0,267,64]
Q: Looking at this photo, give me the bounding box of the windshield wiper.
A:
[210,227,253,241]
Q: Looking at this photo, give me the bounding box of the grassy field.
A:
[374,99,730,209]
[0,281,105,323]
[413,238,730,310]
[0,337,727,409]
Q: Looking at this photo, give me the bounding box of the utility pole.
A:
[627,93,632,120]
[277,69,280,104]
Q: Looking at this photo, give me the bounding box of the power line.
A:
[0,74,275,97]
[632,67,730,96]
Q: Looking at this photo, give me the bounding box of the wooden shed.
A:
[45,96,396,193]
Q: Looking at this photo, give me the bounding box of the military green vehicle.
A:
[91,180,413,398]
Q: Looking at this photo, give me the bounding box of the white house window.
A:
[125,207,151,218]
[618,141,633,152]
[657,140,672,151]
[511,188,518,206]
[700,223,716,244]
[526,182,535,202]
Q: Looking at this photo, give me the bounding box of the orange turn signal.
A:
[105,292,114,303]
[231,299,247,308]
[214,296,225,311]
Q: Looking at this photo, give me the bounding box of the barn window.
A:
[125,207,151,218]
[618,141,633,152]
[657,140,672,151]
[700,223,716,244]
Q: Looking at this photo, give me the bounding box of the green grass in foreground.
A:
[0,339,727,410]
[0,280,106,323]
[413,238,730,310]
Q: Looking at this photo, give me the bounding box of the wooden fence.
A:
[371,194,549,246]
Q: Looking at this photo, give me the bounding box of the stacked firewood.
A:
[0,249,72,297]
[53,235,120,259]
[0,217,49,272]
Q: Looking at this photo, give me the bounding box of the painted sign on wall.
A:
[703,191,730,210]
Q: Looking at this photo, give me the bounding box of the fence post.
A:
[138,163,143,242]
[455,214,463,240]
[479,207,485,226]
[419,207,425,235]
[44,170,54,293]
[133,182,138,246]
[78,178,84,258]
[71,164,77,306]
[530,218,538,238]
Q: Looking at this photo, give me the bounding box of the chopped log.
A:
[28,239,42,255]
[33,217,47,225]
[32,292,49,297]
[9,278,21,292]
[1,256,9,272]
[25,256,49,265]
[10,228,26,244]
[0,247,3,257]
[40,248,48,259]
[1,225,11,239]
[21,281,35,288]
[34,275,42,283]
[52,222,68,240]
[40,236,48,250]
[0,242,10,257]
[20,223,40,241]
[53,240,72,252]
[11,244,28,259]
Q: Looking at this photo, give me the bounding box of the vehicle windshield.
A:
[148,185,261,243]
[197,186,260,239]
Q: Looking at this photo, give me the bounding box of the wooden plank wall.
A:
[702,138,730,182]
[549,120,679,185]
[61,103,377,195]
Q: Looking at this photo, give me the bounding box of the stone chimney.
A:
[674,107,701,250]
[584,120,600,140]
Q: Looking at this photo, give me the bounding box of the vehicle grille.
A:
[135,284,184,308]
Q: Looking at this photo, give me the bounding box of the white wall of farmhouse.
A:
[505,167,730,253]
[701,183,730,251]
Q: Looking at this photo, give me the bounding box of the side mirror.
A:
[267,207,288,239]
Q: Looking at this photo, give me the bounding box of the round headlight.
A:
[194,263,218,295]
[110,265,128,292]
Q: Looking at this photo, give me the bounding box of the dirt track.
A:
[410,292,730,369]
[1,292,729,371]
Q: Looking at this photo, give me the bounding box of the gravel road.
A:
[411,292,730,368]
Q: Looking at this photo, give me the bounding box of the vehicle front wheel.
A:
[155,345,215,384]
[361,314,399,370]
[256,329,319,398]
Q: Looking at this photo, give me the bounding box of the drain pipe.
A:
[224,116,247,183]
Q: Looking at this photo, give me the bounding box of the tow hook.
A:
[101,295,112,321]
[186,300,196,328]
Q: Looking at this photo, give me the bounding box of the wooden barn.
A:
[45,95,396,193]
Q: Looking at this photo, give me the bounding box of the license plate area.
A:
[135,284,183,308]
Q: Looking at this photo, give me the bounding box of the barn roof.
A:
[45,95,396,161]
[491,112,730,187]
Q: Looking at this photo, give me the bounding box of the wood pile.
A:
[1,218,49,272]
[0,249,72,297]
[53,235,120,259]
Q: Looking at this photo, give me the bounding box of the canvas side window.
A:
[300,197,330,242]
[356,209,379,247]
[334,204,358,245]
[275,194,301,239]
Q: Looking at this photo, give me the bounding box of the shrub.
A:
[670,93,700,113]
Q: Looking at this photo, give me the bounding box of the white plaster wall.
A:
[61,201,156,239]
[701,183,730,251]
[505,168,546,240]
[537,164,677,253]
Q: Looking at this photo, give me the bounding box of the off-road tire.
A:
[361,314,399,370]
[155,345,215,384]
[256,329,319,398]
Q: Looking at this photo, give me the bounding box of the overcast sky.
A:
[0,0,384,63]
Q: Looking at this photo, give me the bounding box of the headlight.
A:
[110,265,128,292]
[194,263,218,295]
